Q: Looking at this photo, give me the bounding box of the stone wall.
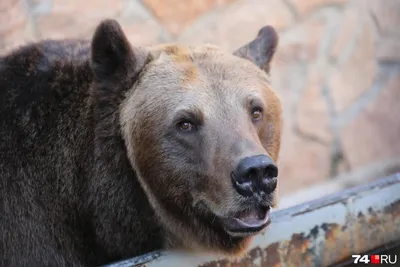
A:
[1,0,400,196]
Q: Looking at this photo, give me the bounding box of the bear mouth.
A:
[218,205,271,237]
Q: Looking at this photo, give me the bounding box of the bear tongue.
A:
[235,207,267,225]
[219,206,271,233]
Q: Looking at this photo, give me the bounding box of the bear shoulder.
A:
[0,39,93,135]
[0,39,92,107]
[0,39,94,167]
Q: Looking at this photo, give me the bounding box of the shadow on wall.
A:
[1,0,400,197]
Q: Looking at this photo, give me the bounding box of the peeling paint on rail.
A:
[103,173,400,267]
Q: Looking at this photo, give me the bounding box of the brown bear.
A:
[0,19,281,267]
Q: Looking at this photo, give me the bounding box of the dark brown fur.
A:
[0,19,281,266]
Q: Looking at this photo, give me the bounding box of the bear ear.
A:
[233,26,278,74]
[91,19,141,81]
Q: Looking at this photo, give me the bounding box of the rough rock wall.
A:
[1,0,400,196]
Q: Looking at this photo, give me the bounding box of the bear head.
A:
[90,19,282,257]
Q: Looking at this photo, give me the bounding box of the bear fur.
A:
[0,19,281,267]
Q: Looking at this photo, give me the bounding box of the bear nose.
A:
[231,155,278,198]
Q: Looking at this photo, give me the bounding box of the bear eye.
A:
[251,108,263,121]
[177,121,196,132]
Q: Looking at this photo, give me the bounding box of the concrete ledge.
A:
[103,173,400,267]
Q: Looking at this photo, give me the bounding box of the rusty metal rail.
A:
[103,173,400,267]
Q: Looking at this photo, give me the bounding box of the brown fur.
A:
[120,25,281,256]
[0,19,282,266]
